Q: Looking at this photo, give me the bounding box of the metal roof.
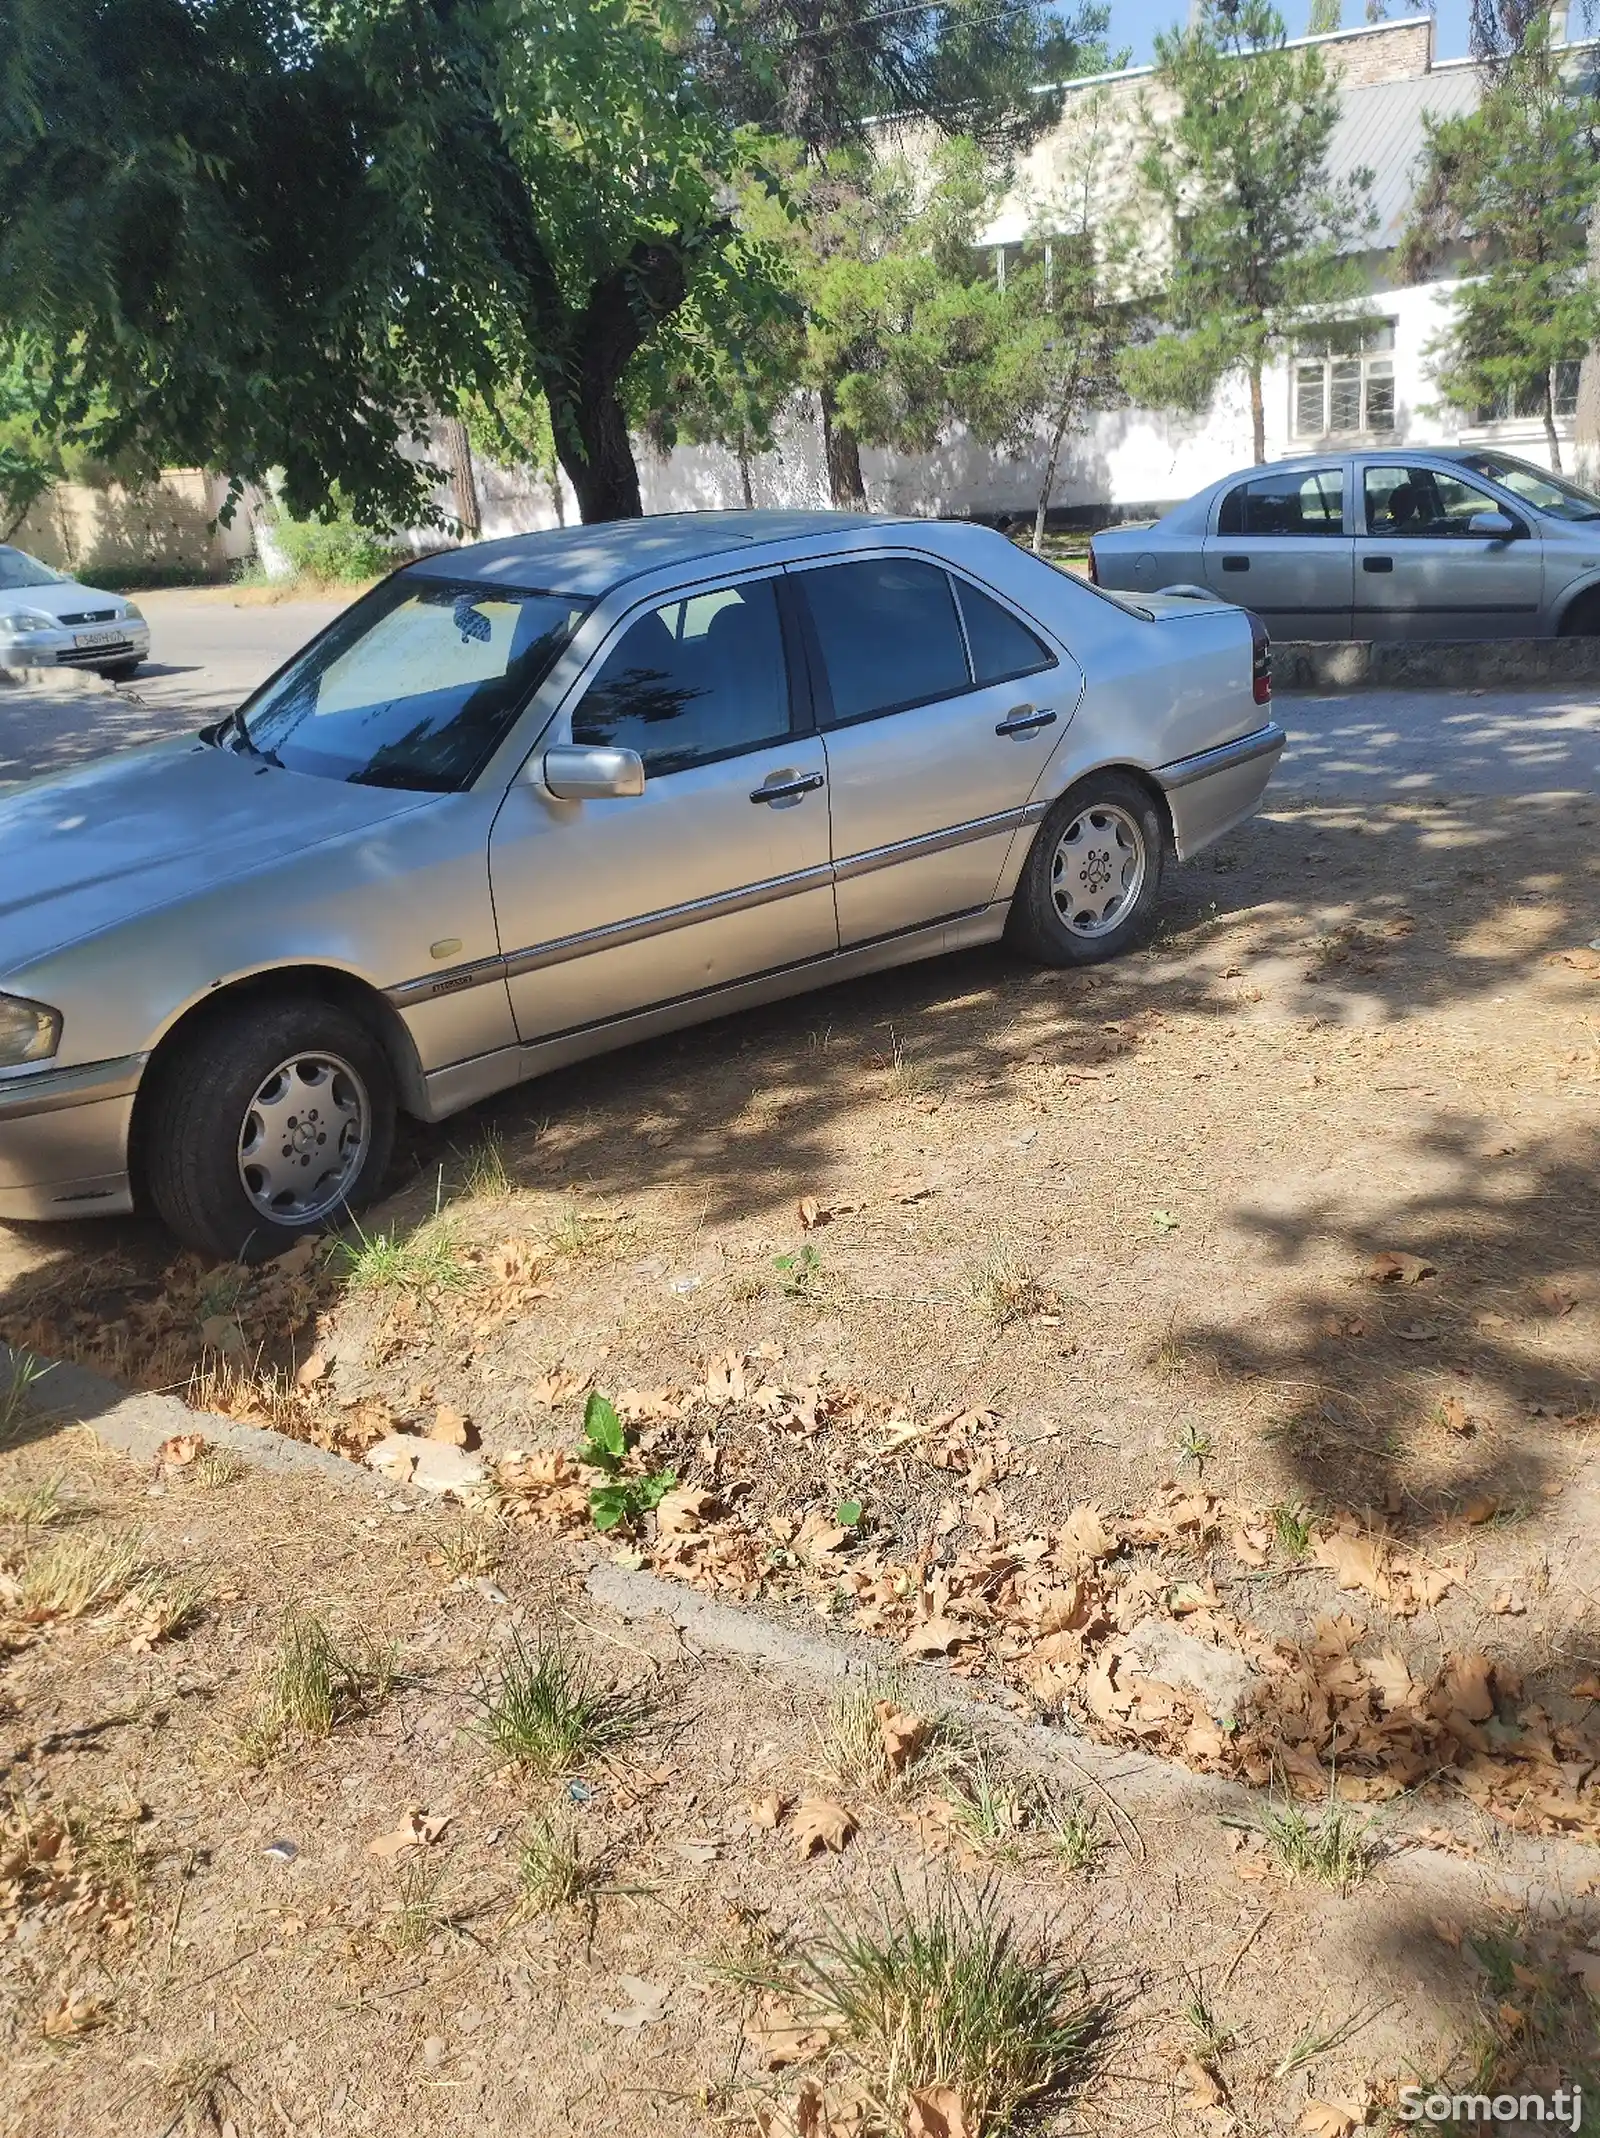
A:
[1324,67,1483,250]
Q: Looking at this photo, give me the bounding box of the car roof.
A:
[404,510,915,598]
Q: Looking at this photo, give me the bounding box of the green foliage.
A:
[0,345,119,539]
[271,498,396,584]
[472,1630,646,1774]
[577,1391,676,1533]
[687,0,1121,160]
[0,0,777,525]
[773,1243,825,1299]
[1401,17,1600,465]
[1128,0,1375,462]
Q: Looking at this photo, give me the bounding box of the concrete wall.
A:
[8,469,256,580]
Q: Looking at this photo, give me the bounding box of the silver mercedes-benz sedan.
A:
[0,511,1283,1259]
[1088,448,1600,640]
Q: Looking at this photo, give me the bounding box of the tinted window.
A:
[241,578,586,791]
[1364,464,1510,537]
[572,579,790,775]
[1217,468,1345,537]
[957,580,1055,686]
[803,559,969,724]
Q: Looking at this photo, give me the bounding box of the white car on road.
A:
[0,545,150,678]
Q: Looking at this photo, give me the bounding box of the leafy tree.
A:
[687,0,1118,161]
[1402,15,1600,472]
[957,108,1139,552]
[0,345,125,541]
[740,138,1010,506]
[464,386,569,527]
[1127,0,1374,465]
[633,273,807,507]
[0,0,777,525]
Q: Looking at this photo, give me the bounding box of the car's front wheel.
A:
[99,658,142,680]
[144,999,396,1261]
[1006,772,1166,967]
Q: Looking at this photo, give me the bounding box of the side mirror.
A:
[541,743,646,799]
[1467,509,1518,540]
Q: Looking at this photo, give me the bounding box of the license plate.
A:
[74,629,130,650]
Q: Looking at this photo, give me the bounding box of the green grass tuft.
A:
[472,1633,645,1776]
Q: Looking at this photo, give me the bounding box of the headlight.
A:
[0,995,62,1065]
[0,608,58,635]
[122,602,144,622]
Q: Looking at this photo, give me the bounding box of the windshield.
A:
[239,575,589,791]
[1455,453,1600,522]
[0,545,65,590]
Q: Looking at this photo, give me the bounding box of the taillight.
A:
[1250,612,1272,704]
[1086,543,1100,586]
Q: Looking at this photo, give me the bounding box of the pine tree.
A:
[1402,15,1600,473]
[1127,0,1374,465]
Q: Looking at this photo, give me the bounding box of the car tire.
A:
[1006,771,1166,967]
[1559,589,1600,637]
[144,999,396,1262]
[100,658,142,680]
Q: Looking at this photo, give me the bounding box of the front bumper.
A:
[0,619,152,670]
[1157,720,1287,861]
[0,1055,144,1222]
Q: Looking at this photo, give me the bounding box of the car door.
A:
[487,572,837,1042]
[1201,464,1354,638]
[789,553,1080,948]
[1355,460,1543,639]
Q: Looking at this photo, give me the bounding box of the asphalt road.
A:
[1,584,1598,798]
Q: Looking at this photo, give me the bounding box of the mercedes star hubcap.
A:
[236,1053,370,1223]
[1050,803,1146,938]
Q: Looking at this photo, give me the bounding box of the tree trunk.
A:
[1544,372,1564,473]
[820,390,867,508]
[441,417,480,539]
[1248,362,1266,465]
[737,436,755,511]
[1034,415,1071,556]
[551,377,643,523]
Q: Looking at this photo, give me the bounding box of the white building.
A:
[470,13,1593,538]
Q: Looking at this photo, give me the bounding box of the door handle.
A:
[995,705,1057,737]
[1363,556,1394,573]
[750,771,824,803]
[1221,555,1250,572]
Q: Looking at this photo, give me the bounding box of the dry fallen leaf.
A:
[876,1700,929,1775]
[600,1975,669,2028]
[1459,1496,1499,1526]
[750,1792,785,1830]
[798,1195,827,1230]
[1536,1281,1579,1319]
[903,1616,971,1657]
[427,1405,471,1447]
[41,1993,111,2041]
[1367,1251,1436,1286]
[1440,1652,1495,1724]
[745,2001,831,2070]
[1181,2056,1227,2109]
[905,2086,973,2138]
[791,1798,856,1857]
[158,1432,204,1468]
[1300,2097,1363,2138]
[1567,1951,1600,1999]
[1059,1503,1118,1563]
[295,1351,327,1389]
[1573,1675,1600,1701]
[1436,1395,1472,1436]
[366,1812,450,1860]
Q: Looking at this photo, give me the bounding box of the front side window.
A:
[1217,468,1346,537]
[956,580,1056,687]
[802,559,970,724]
[240,577,587,791]
[1293,323,1396,439]
[0,545,65,590]
[1364,464,1510,538]
[1455,451,1600,522]
[571,578,791,776]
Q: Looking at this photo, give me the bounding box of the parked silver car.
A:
[0,545,150,676]
[0,511,1282,1259]
[1088,448,1600,640]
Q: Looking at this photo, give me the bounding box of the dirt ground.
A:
[3,792,1600,2137]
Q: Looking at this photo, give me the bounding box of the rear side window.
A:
[1217,468,1345,537]
[802,559,969,724]
[571,578,791,775]
[956,580,1056,686]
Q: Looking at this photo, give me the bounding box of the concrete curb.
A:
[6,1336,1599,1897]
[1274,635,1600,694]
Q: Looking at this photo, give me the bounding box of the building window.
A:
[1293,322,1396,439]
[1474,361,1581,425]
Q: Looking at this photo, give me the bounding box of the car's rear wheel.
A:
[1006,772,1166,967]
[145,999,395,1261]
